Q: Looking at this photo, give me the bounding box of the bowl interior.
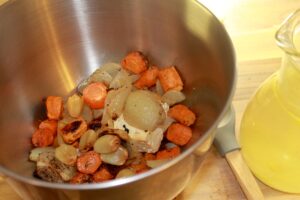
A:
[0,0,235,184]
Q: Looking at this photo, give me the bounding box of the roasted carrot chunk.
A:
[166,123,192,146]
[31,128,55,147]
[156,146,181,160]
[39,119,57,136]
[144,153,156,161]
[83,82,107,109]
[92,167,113,182]
[69,173,90,184]
[121,51,148,74]
[77,151,102,174]
[130,161,149,173]
[158,66,183,92]
[134,66,159,89]
[46,96,63,120]
[168,104,196,126]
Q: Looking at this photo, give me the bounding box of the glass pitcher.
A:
[240,9,300,193]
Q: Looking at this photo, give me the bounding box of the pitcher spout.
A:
[276,9,300,57]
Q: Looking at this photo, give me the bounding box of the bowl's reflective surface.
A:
[0,0,235,199]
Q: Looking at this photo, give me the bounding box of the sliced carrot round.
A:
[83,82,107,109]
[31,128,55,147]
[77,151,102,174]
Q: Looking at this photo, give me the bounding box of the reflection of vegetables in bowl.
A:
[30,52,197,183]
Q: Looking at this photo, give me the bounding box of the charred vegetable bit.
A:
[36,152,76,183]
[123,125,129,133]
[101,164,124,177]
[59,117,87,144]
[29,51,198,184]
[62,121,82,133]
[88,119,102,130]
[70,173,91,184]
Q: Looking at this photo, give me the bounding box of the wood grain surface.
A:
[225,150,264,200]
[1,0,300,199]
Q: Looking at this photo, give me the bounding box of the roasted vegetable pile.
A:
[29,52,196,183]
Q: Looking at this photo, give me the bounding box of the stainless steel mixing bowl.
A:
[0,0,235,199]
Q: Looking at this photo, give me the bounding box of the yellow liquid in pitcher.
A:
[240,73,300,193]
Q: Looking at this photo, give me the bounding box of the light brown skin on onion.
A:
[93,135,121,154]
[101,146,128,166]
